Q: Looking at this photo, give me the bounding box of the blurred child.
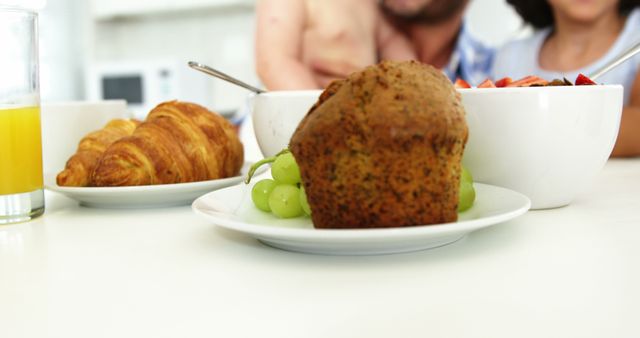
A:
[493,0,640,157]
[255,0,417,90]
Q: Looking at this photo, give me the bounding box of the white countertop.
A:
[1,159,639,338]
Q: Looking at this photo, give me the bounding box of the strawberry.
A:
[507,75,548,87]
[575,73,596,85]
[478,79,496,88]
[454,78,471,89]
[494,77,512,88]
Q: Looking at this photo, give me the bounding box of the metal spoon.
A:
[188,61,266,94]
[589,40,640,81]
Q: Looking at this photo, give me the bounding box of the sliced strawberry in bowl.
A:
[454,78,471,89]
[478,79,496,88]
[575,73,596,85]
[507,75,549,87]
[494,77,512,87]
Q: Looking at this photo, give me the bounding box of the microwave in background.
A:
[86,59,213,119]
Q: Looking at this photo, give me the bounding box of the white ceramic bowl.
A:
[250,85,623,209]
[460,85,622,209]
[251,90,321,158]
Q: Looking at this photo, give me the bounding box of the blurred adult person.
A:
[255,0,417,90]
[256,0,493,90]
[380,0,494,85]
[493,0,640,157]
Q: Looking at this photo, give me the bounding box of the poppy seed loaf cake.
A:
[289,60,468,229]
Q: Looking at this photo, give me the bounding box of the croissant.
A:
[90,101,244,186]
[56,119,140,187]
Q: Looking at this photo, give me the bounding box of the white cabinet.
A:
[91,0,254,20]
[87,0,257,114]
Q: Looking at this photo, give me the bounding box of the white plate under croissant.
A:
[46,162,263,208]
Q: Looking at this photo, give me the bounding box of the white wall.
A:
[39,0,87,101]
[467,0,528,47]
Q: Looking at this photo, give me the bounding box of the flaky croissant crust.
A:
[56,119,140,187]
[90,101,243,186]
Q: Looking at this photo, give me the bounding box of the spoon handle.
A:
[589,40,640,81]
[188,61,266,94]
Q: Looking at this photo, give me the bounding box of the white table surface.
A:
[1,159,639,338]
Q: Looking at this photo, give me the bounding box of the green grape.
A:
[271,152,301,185]
[268,184,303,218]
[458,181,476,212]
[299,185,311,216]
[461,166,473,184]
[251,179,277,212]
[245,148,291,184]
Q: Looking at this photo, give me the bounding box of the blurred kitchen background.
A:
[38,0,527,118]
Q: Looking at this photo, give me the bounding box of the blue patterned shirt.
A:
[442,23,494,86]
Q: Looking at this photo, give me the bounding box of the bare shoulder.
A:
[305,0,376,27]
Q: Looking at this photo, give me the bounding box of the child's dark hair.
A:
[507,0,640,29]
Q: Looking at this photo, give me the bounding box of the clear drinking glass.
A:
[0,6,44,224]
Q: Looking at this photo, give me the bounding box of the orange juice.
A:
[0,106,43,195]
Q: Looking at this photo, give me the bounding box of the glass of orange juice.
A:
[0,6,44,224]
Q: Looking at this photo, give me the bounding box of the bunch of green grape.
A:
[247,151,311,218]
[458,166,476,212]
